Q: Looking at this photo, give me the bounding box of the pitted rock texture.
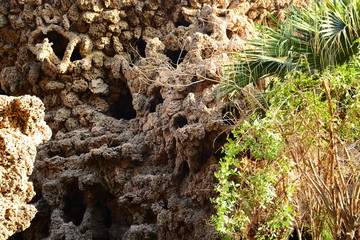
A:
[0,95,51,240]
[0,0,308,239]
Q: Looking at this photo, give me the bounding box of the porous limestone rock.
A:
[0,95,51,240]
[0,0,309,239]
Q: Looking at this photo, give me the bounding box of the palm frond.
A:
[223,0,360,97]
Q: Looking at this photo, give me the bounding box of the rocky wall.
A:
[0,0,308,239]
[0,95,51,240]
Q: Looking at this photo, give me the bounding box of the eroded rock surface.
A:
[0,95,51,240]
[0,0,307,239]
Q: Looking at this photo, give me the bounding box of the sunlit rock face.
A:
[0,95,51,240]
[0,0,307,239]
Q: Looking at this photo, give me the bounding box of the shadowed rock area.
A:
[0,0,307,239]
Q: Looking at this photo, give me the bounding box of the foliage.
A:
[211,119,295,240]
[212,1,360,238]
[212,63,360,239]
[222,0,360,97]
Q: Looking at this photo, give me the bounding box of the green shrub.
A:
[212,64,360,239]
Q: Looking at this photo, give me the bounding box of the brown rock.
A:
[0,0,309,239]
[0,95,51,240]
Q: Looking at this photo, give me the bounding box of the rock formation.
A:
[0,0,308,239]
[0,95,51,240]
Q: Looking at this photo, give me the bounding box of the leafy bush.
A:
[211,119,295,239]
[212,64,360,239]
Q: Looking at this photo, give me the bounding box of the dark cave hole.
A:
[104,45,116,57]
[213,131,233,159]
[145,209,157,224]
[35,30,69,60]
[204,28,213,36]
[173,114,188,129]
[185,149,210,174]
[226,29,234,39]
[8,232,24,240]
[70,43,82,61]
[91,196,113,231]
[102,205,113,228]
[109,83,137,120]
[39,215,51,239]
[217,11,227,18]
[135,39,147,58]
[175,14,191,27]
[79,184,113,240]
[222,105,240,125]
[43,31,69,60]
[30,190,42,204]
[165,49,188,68]
[63,180,86,227]
[173,160,191,184]
[181,161,190,175]
[0,88,8,95]
[149,88,164,113]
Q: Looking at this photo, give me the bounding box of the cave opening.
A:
[212,131,229,160]
[34,30,69,60]
[135,39,147,58]
[8,233,24,240]
[63,183,114,240]
[175,13,191,27]
[165,49,188,68]
[63,180,86,227]
[149,87,164,113]
[0,88,8,95]
[175,161,191,180]
[30,190,42,204]
[109,82,137,120]
[70,43,82,61]
[217,11,227,18]
[204,27,213,36]
[103,206,112,228]
[145,209,157,224]
[183,161,190,174]
[44,31,69,60]
[226,29,234,39]
[173,114,188,129]
[91,184,113,229]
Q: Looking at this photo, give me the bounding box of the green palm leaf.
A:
[223,0,360,98]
